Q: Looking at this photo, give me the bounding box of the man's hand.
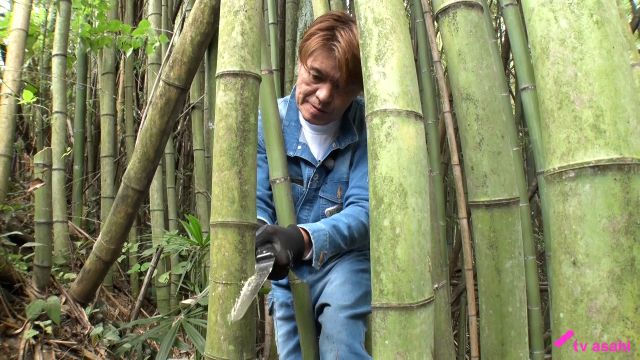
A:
[255,224,306,280]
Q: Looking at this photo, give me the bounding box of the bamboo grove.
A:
[0,0,638,358]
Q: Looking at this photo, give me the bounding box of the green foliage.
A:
[115,304,207,359]
[25,296,62,325]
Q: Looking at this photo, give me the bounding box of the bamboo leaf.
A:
[155,320,180,360]
[182,320,205,354]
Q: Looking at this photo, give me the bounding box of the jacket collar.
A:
[283,86,359,163]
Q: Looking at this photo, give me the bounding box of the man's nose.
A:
[316,84,334,104]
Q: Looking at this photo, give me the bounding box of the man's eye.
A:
[310,73,322,82]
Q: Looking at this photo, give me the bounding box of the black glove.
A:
[255,224,306,280]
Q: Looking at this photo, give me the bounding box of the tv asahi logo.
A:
[554,329,633,354]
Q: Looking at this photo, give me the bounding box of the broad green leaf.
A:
[26,299,46,320]
[24,329,39,340]
[45,296,61,325]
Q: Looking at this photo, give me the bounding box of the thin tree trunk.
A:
[355,1,434,357]
[100,0,119,289]
[35,0,55,152]
[33,148,53,292]
[520,2,640,358]
[267,0,281,98]
[204,0,260,357]
[498,1,545,358]
[0,0,33,204]
[205,35,218,195]
[329,0,345,11]
[69,0,220,305]
[71,37,88,227]
[411,1,455,358]
[423,2,479,358]
[283,0,299,93]
[311,0,329,18]
[258,27,319,360]
[124,0,140,299]
[147,0,171,314]
[51,0,72,265]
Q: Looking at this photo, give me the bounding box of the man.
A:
[255,11,371,359]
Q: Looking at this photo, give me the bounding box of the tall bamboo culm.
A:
[355,1,434,357]
[100,0,119,289]
[311,0,329,18]
[147,0,171,314]
[259,27,319,360]
[520,2,640,358]
[69,0,219,305]
[0,0,32,204]
[35,0,55,152]
[51,0,72,265]
[267,0,282,97]
[123,0,139,298]
[498,1,545,358]
[283,0,299,93]
[423,4,481,357]
[33,148,53,292]
[71,37,88,227]
[204,0,260,357]
[431,0,531,358]
[411,0,455,358]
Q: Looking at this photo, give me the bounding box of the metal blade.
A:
[229,252,274,322]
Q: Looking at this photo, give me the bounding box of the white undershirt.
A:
[298,112,341,161]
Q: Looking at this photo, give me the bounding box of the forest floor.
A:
[0,182,163,360]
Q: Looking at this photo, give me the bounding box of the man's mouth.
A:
[310,103,327,113]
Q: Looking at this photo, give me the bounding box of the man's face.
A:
[295,51,361,125]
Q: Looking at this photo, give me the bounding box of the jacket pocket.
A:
[319,181,347,218]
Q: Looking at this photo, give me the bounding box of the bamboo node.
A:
[364,108,422,124]
[160,76,189,91]
[269,176,291,185]
[433,0,483,19]
[210,220,261,230]
[215,70,262,82]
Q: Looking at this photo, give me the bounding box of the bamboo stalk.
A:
[422,3,480,358]
[33,148,53,292]
[283,0,299,92]
[0,0,33,204]
[69,0,219,305]
[411,0,455,358]
[51,0,72,265]
[311,0,329,18]
[259,27,320,360]
[520,2,640,358]
[498,1,545,358]
[123,0,139,299]
[267,0,282,97]
[355,0,434,356]
[204,0,260,357]
[329,0,345,11]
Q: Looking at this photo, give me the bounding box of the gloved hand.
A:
[255,224,306,280]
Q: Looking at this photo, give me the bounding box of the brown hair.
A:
[298,11,362,89]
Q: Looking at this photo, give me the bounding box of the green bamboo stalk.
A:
[86,70,97,221]
[164,138,180,307]
[520,2,640,358]
[423,5,480,357]
[124,0,139,299]
[312,0,329,18]
[259,28,319,360]
[278,0,286,95]
[191,63,209,240]
[294,0,313,80]
[355,1,434,357]
[204,0,260,357]
[35,0,55,152]
[0,0,33,204]
[431,0,531,358]
[71,37,88,227]
[51,0,72,265]
[411,1,455,358]
[267,0,282,97]
[205,36,218,193]
[329,0,345,11]
[100,0,119,289]
[150,165,171,314]
[69,0,219,305]
[283,0,299,92]
[33,148,53,292]
[498,1,545,358]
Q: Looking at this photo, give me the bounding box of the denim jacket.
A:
[256,89,369,271]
